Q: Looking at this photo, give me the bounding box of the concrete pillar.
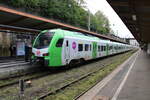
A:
[147,43,150,54]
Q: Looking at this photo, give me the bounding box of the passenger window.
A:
[109,46,112,50]
[104,46,106,51]
[90,44,91,51]
[98,45,100,52]
[101,46,103,51]
[56,38,64,47]
[66,40,68,47]
[85,44,89,51]
[78,44,83,51]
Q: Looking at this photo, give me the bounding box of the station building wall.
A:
[0,31,36,57]
[0,32,12,57]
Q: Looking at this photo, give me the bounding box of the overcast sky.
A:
[85,0,133,38]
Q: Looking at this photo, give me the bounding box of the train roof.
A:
[48,29,101,41]
[43,29,129,46]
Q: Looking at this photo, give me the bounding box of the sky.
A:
[85,0,133,38]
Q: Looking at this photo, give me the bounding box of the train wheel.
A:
[80,58,85,65]
[68,60,76,67]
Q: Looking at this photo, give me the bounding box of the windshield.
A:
[34,32,55,49]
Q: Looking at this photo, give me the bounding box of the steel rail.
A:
[37,63,110,100]
[0,71,51,89]
[0,62,30,68]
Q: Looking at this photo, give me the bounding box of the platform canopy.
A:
[107,0,150,44]
[0,5,126,43]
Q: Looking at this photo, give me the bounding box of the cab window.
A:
[34,32,55,49]
[56,38,64,47]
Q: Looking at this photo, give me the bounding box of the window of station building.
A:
[85,44,89,51]
[78,44,83,51]
[56,38,64,47]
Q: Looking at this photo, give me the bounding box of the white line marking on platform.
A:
[111,51,139,100]
[77,51,139,100]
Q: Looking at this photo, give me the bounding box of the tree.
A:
[94,11,110,34]
[1,0,111,35]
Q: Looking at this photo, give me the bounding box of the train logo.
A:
[36,50,41,56]
[72,42,76,49]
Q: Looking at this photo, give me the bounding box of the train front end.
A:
[32,30,54,66]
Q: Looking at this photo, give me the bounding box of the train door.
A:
[92,42,97,58]
[106,44,109,56]
[65,40,70,64]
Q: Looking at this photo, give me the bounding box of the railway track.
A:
[0,71,51,89]
[37,51,136,100]
[0,65,74,89]
[0,58,24,63]
[0,61,29,69]
[0,56,112,91]
[73,73,105,100]
[37,63,108,100]
[0,61,47,89]
[0,51,136,100]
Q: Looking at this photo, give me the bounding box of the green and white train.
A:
[32,29,132,67]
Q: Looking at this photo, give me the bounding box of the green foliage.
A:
[1,0,110,34]
[94,11,110,34]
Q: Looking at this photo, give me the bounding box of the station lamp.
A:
[132,15,137,21]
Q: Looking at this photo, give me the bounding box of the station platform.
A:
[78,50,150,100]
[0,56,25,63]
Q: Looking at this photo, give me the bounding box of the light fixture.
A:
[132,15,137,21]
[136,28,139,31]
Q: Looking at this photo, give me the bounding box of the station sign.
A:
[16,41,25,56]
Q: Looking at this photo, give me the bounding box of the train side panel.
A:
[32,29,134,67]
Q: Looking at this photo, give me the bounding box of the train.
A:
[32,29,133,67]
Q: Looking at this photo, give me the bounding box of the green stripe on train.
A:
[92,42,97,58]
[49,30,64,67]
[106,44,109,56]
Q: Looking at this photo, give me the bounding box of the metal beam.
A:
[0,6,126,43]
[110,1,129,6]
[2,16,27,25]
[27,22,48,28]
[119,13,132,17]
[0,24,40,33]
